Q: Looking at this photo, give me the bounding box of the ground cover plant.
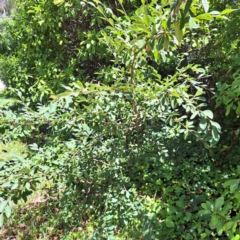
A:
[0,90,28,161]
[0,0,239,239]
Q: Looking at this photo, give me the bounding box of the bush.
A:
[0,0,239,239]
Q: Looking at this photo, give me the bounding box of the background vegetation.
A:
[0,0,239,239]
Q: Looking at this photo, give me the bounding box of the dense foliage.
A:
[0,0,239,239]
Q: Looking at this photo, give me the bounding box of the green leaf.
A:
[154,50,159,61]
[215,15,228,20]
[190,111,199,120]
[184,0,192,16]
[189,17,199,29]
[111,198,118,203]
[190,111,199,119]
[199,209,211,215]
[5,205,11,218]
[49,102,57,113]
[214,197,224,211]
[143,15,151,27]
[174,21,183,45]
[203,110,213,119]
[176,196,186,208]
[160,51,166,62]
[180,11,187,29]
[0,201,7,213]
[220,202,232,215]
[135,39,146,49]
[195,88,203,96]
[216,220,224,235]
[26,182,31,191]
[108,18,114,26]
[212,127,220,142]
[97,5,104,14]
[201,201,213,211]
[11,182,19,190]
[223,221,234,231]
[210,11,220,15]
[196,13,214,21]
[201,0,209,13]
[0,214,3,227]
[167,15,172,29]
[53,0,64,5]
[204,142,210,149]
[165,218,175,228]
[230,180,240,193]
[163,36,169,51]
[199,117,208,130]
[210,215,219,226]
[211,121,221,132]
[236,102,240,115]
[221,9,237,15]
[223,179,240,193]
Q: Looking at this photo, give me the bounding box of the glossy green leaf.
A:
[199,117,208,130]
[203,110,213,119]
[210,121,221,132]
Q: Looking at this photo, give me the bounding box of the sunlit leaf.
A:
[203,110,213,119]
[201,0,209,13]
[221,9,237,15]
[5,205,11,218]
[53,0,64,5]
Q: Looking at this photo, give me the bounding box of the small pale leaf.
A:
[5,205,11,218]
[203,110,213,119]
